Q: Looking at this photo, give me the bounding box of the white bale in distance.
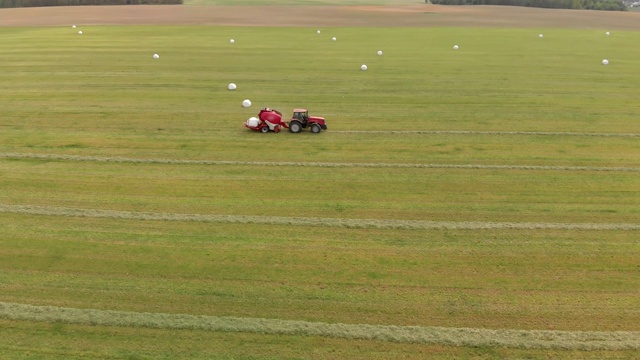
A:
[317,30,321,34]
[230,39,235,44]
[227,83,237,90]
[78,31,83,35]
[377,50,383,56]
[453,45,459,50]
[539,33,544,38]
[153,54,159,59]
[242,99,252,108]
[606,31,611,36]
[72,25,77,29]
[360,64,367,71]
[602,59,609,65]
[332,37,337,41]
[246,117,260,128]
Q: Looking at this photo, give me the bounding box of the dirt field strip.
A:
[334,130,640,137]
[2,5,640,30]
[1,301,638,350]
[2,153,638,172]
[2,204,638,230]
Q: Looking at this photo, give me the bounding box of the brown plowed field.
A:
[2,4,640,29]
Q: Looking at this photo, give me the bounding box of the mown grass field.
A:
[0,21,639,359]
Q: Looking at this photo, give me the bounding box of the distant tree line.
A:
[428,0,627,11]
[0,0,182,7]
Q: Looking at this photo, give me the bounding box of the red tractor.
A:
[288,108,327,134]
[244,108,327,134]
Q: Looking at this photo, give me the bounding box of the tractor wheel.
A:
[289,121,302,133]
[310,123,322,134]
[260,126,269,133]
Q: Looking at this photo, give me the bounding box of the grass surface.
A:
[3,302,640,350]
[0,24,639,359]
[1,215,639,331]
[5,320,639,360]
[1,159,639,223]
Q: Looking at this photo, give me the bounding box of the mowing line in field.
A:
[334,130,640,137]
[1,302,638,350]
[2,153,639,172]
[1,204,638,230]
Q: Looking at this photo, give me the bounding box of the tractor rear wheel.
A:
[289,121,302,133]
[260,126,269,133]
[310,123,322,134]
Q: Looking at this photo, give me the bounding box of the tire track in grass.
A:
[1,302,639,350]
[1,152,639,172]
[334,130,640,137]
[1,204,639,231]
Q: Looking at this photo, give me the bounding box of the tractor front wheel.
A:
[260,126,269,133]
[310,124,322,134]
[289,121,302,133]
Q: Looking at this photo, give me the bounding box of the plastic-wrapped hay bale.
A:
[246,117,260,128]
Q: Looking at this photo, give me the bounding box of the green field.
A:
[1,24,639,359]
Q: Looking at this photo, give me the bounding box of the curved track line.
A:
[1,302,638,350]
[1,205,638,231]
[334,130,640,137]
[2,153,638,172]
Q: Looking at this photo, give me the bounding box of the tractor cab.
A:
[291,109,310,126]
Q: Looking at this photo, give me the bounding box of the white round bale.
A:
[453,45,459,50]
[227,83,237,90]
[246,117,260,127]
[332,37,336,41]
[153,54,159,59]
[377,50,383,56]
[606,31,611,36]
[242,99,252,108]
[317,30,321,34]
[602,59,609,65]
[72,25,77,29]
[539,34,544,38]
[78,30,83,35]
[230,39,235,44]
[360,64,367,71]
